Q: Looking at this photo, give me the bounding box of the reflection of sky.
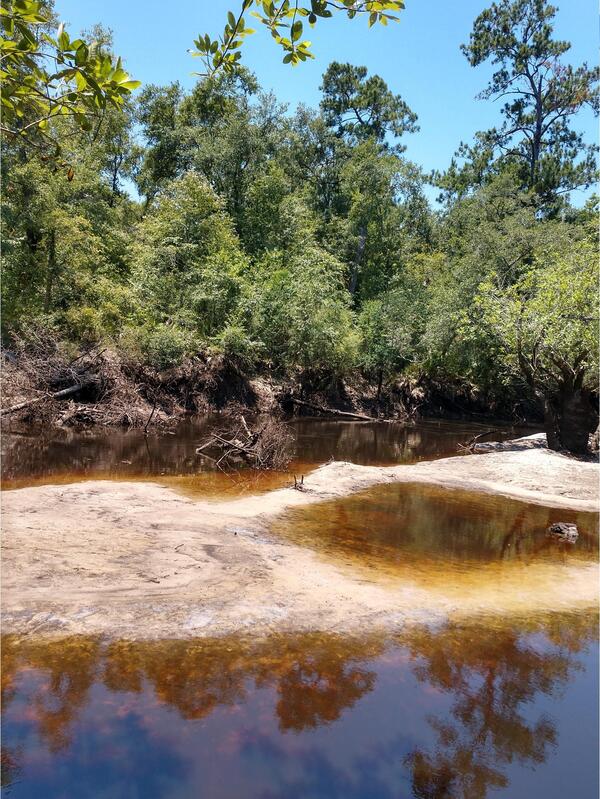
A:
[2,630,598,799]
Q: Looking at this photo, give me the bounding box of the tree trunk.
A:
[288,397,378,421]
[349,225,366,296]
[376,369,383,404]
[543,386,597,455]
[44,229,56,313]
[1,378,97,416]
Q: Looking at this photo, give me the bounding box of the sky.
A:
[55,0,598,203]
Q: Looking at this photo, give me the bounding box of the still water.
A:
[2,615,598,798]
[272,482,599,570]
[1,417,597,798]
[1,417,533,496]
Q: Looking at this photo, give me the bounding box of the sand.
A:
[2,436,598,639]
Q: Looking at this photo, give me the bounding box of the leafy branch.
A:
[0,0,140,154]
[191,0,405,74]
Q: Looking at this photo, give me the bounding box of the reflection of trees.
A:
[1,636,100,791]
[402,613,598,799]
[1,745,22,790]
[2,637,100,754]
[104,639,250,720]
[1,633,381,759]
[278,484,598,569]
[264,636,379,731]
[1,616,597,798]
[2,419,524,488]
[0,423,214,484]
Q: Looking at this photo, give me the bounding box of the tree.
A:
[135,70,286,235]
[0,0,139,157]
[459,0,599,211]
[250,196,358,372]
[320,61,418,147]
[193,0,406,74]
[1,106,139,339]
[130,171,247,341]
[474,230,598,453]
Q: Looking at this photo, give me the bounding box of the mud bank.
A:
[2,437,598,639]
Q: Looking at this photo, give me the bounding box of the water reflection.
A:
[273,483,599,572]
[402,617,589,798]
[1,418,534,495]
[2,613,598,798]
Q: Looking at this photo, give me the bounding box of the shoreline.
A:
[2,437,598,640]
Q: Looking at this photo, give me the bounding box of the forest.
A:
[1,0,598,454]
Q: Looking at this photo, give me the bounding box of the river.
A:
[1,417,597,798]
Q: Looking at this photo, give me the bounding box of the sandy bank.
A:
[2,437,598,639]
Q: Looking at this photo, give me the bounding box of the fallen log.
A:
[1,378,96,417]
[288,397,377,422]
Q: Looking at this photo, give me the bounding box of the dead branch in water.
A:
[293,474,306,491]
[457,428,503,454]
[288,397,385,422]
[196,415,294,470]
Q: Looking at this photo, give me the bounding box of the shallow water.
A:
[2,613,598,798]
[271,482,599,572]
[2,417,597,797]
[1,417,534,496]
[267,481,599,618]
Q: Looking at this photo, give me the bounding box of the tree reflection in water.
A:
[1,613,598,798]
[402,614,597,798]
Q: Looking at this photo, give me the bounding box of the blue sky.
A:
[56,0,597,202]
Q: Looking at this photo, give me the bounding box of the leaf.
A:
[291,20,302,41]
[118,80,141,91]
[74,43,88,65]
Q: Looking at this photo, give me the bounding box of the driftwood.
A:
[288,397,378,422]
[457,428,503,454]
[293,474,307,491]
[0,378,97,417]
[196,415,293,470]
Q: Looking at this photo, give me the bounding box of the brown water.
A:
[272,482,599,571]
[0,417,533,496]
[2,417,598,798]
[2,613,598,798]
[268,481,599,619]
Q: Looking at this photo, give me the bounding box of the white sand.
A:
[2,437,598,639]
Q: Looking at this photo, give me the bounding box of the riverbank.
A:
[2,437,598,639]
[2,344,539,431]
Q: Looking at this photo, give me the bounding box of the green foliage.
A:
[320,62,418,147]
[135,71,286,233]
[1,119,139,336]
[1,1,596,455]
[192,1,405,74]
[131,172,248,336]
[473,231,599,393]
[216,322,261,367]
[120,323,197,370]
[0,0,139,157]
[447,0,599,212]
[249,199,359,371]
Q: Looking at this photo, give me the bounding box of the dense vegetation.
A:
[2,0,598,452]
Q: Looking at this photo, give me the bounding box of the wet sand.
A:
[2,437,598,639]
